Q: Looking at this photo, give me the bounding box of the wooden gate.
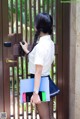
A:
[0,0,70,119]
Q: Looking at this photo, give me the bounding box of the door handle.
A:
[6,58,17,63]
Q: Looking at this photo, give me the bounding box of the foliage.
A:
[8,0,56,24]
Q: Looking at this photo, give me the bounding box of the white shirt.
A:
[28,35,55,76]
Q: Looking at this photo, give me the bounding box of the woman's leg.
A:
[48,98,54,119]
[36,102,50,119]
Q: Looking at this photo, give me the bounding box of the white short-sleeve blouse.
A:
[28,35,55,76]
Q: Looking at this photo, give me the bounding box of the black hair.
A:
[35,13,53,34]
[28,13,53,54]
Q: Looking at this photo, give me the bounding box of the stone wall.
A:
[70,3,80,119]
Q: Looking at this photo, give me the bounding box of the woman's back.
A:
[29,35,54,76]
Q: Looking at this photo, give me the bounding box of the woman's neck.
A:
[39,32,49,37]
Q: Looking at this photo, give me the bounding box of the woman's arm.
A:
[20,41,29,54]
[34,64,43,93]
[30,64,43,104]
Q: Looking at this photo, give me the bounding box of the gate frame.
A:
[0,0,4,112]
[56,1,70,119]
[0,0,70,119]
[0,0,10,117]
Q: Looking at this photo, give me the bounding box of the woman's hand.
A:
[30,93,41,105]
[20,41,29,54]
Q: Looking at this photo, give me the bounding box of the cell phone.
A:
[21,41,25,45]
[19,41,25,56]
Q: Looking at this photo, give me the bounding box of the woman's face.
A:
[34,27,37,32]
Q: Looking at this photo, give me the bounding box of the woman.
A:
[20,13,60,119]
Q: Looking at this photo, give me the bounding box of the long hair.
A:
[28,13,53,54]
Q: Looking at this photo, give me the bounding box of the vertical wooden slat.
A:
[53,1,56,117]
[16,0,18,35]
[51,0,54,16]
[25,0,27,42]
[16,59,19,119]
[11,0,13,33]
[51,1,57,119]
[18,57,21,118]
[30,104,32,119]
[26,55,29,118]
[26,102,28,119]
[29,1,33,118]
[13,67,15,119]
[10,67,14,116]
[47,0,49,13]
[24,1,28,116]
[40,0,43,12]
[18,57,23,118]
[29,15,33,113]
[51,0,54,37]
[62,4,70,119]
[51,0,56,43]
[26,60,28,119]
[34,0,36,21]
[56,0,63,119]
[35,106,37,119]
[51,0,54,79]
[43,0,45,12]
[20,0,23,36]
[21,57,24,119]
[29,0,32,44]
[38,0,40,13]
[9,67,12,117]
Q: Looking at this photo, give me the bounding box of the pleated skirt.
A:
[30,74,60,97]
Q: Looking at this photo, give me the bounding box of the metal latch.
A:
[6,58,17,63]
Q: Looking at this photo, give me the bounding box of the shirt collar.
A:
[39,35,51,42]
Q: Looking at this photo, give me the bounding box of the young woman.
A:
[20,13,60,119]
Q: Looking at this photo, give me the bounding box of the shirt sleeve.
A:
[34,45,46,66]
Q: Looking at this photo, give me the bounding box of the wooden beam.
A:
[62,3,70,119]
[2,0,10,118]
[0,0,4,112]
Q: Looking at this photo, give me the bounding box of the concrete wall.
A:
[70,3,80,119]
